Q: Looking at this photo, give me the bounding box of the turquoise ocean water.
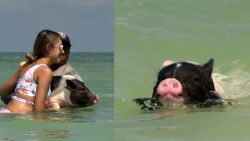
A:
[115,0,250,141]
[0,52,113,141]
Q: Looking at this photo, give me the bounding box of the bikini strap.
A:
[26,64,49,79]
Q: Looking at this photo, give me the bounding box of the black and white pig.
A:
[46,75,99,111]
[134,59,224,110]
[46,64,99,111]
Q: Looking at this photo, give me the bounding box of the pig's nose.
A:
[157,78,182,96]
[93,95,99,104]
[167,79,181,89]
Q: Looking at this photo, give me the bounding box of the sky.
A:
[0,0,113,52]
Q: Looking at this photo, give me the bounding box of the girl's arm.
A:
[0,70,19,96]
[33,66,52,112]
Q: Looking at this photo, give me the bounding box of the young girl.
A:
[0,29,64,113]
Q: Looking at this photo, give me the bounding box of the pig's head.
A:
[153,59,221,106]
[65,79,98,107]
[134,59,223,110]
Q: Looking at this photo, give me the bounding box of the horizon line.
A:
[0,51,114,53]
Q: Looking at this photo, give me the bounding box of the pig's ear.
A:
[162,60,175,67]
[202,58,214,76]
[66,79,85,90]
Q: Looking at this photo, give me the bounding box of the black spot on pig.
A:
[51,76,62,91]
[51,75,98,107]
[65,79,98,106]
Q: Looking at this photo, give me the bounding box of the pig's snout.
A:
[93,95,99,104]
[157,78,182,96]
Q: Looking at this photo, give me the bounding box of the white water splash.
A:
[213,70,250,100]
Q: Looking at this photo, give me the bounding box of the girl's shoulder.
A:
[18,63,49,77]
[35,64,52,76]
[33,64,52,82]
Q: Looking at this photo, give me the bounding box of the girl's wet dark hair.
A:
[25,30,61,63]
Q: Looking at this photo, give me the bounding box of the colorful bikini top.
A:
[14,64,52,98]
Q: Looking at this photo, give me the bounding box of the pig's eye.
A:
[192,76,200,82]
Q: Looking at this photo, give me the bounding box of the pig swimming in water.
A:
[46,75,99,111]
[134,59,225,111]
[46,64,99,111]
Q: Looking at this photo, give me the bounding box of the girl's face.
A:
[50,39,64,64]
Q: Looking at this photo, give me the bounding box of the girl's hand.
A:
[45,100,60,112]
